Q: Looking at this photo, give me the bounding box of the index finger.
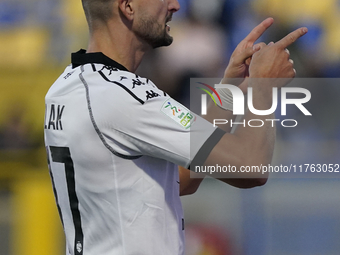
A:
[276,27,308,49]
[243,17,274,44]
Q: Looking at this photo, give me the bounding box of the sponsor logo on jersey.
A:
[76,241,82,253]
[63,71,75,79]
[132,78,146,89]
[161,98,195,129]
[146,90,160,100]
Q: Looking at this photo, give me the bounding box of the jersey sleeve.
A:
[89,71,225,169]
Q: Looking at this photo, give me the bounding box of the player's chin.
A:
[151,34,173,49]
[164,35,173,46]
[163,30,174,45]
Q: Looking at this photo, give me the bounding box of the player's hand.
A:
[222,17,274,88]
[249,26,308,88]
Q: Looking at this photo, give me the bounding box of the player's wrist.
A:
[247,80,275,111]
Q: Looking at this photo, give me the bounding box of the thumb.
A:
[245,42,267,65]
[234,42,267,65]
[253,42,267,50]
[233,47,257,65]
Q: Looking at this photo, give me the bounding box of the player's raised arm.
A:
[179,19,274,194]
[204,18,274,133]
[197,26,308,188]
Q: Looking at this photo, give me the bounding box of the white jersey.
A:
[44,49,225,255]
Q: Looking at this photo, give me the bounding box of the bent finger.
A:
[244,42,267,65]
[233,44,262,65]
[253,42,267,51]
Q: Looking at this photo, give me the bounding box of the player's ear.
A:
[118,0,134,21]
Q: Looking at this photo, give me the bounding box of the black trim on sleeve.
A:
[98,70,145,105]
[188,128,226,170]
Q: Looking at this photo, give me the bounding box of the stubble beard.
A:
[135,15,173,49]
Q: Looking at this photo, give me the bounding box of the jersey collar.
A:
[71,49,128,71]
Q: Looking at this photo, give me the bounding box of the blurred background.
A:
[0,0,340,254]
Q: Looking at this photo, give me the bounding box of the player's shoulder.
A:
[94,64,155,89]
[46,64,80,100]
[89,64,168,104]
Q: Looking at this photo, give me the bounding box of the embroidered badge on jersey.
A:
[161,98,196,129]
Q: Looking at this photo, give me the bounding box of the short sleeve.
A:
[88,70,225,168]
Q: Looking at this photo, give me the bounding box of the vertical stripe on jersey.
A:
[49,170,65,227]
[46,146,65,227]
[50,146,84,255]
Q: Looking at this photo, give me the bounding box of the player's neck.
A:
[86,23,151,72]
